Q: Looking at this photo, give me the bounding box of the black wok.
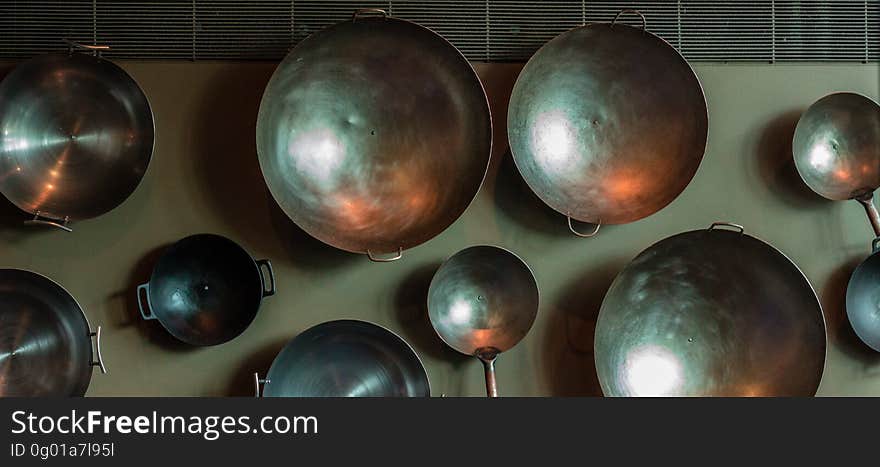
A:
[136,234,275,346]
[254,320,429,397]
[0,269,106,396]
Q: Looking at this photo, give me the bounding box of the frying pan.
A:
[136,234,275,346]
[0,42,154,231]
[256,9,491,261]
[595,223,826,396]
[507,10,707,237]
[427,246,539,397]
[254,320,430,397]
[845,238,880,352]
[0,269,106,396]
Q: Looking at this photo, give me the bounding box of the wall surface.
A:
[0,60,878,396]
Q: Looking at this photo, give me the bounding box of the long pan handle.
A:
[480,358,498,398]
[856,193,880,237]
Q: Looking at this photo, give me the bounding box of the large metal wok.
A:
[137,234,275,346]
[427,246,538,397]
[256,9,491,261]
[507,10,707,236]
[0,269,106,396]
[0,42,154,231]
[594,223,826,396]
[254,320,429,397]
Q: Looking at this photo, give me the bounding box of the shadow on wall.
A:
[542,259,626,396]
[754,109,827,209]
[227,337,291,397]
[822,254,880,368]
[493,150,574,237]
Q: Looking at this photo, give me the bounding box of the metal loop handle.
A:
[64,39,110,56]
[89,326,107,374]
[872,237,880,253]
[136,283,156,320]
[352,8,388,21]
[708,222,745,233]
[611,9,647,30]
[24,212,72,232]
[253,372,270,398]
[366,247,403,262]
[256,259,276,297]
[567,216,601,238]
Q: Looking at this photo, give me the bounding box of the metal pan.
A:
[594,223,826,396]
[0,42,154,231]
[0,269,106,396]
[793,92,880,235]
[254,320,429,397]
[845,237,880,352]
[507,10,708,237]
[427,246,539,397]
[256,9,491,261]
[136,234,275,346]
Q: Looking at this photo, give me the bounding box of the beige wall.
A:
[1,60,878,396]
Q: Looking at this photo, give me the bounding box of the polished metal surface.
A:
[507,19,708,229]
[0,52,154,225]
[137,234,275,346]
[427,245,539,397]
[595,223,826,396]
[0,269,102,397]
[845,238,880,352]
[256,12,491,258]
[259,319,429,397]
[793,92,880,234]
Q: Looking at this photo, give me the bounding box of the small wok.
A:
[427,246,539,397]
[256,9,491,261]
[845,238,880,352]
[136,234,275,346]
[0,269,106,396]
[793,92,880,234]
[507,10,707,237]
[594,223,826,396]
[0,42,154,231]
[254,320,429,397]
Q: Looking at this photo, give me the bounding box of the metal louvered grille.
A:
[0,1,877,62]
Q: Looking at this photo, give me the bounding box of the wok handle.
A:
[856,194,880,237]
[89,326,108,375]
[64,39,110,56]
[352,8,388,21]
[481,358,498,398]
[567,216,601,238]
[24,212,72,232]
[136,283,156,320]
[253,372,270,398]
[256,259,276,297]
[872,237,880,253]
[366,247,403,262]
[612,9,648,30]
[708,222,745,234]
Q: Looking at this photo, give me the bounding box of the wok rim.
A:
[144,233,266,347]
[426,244,541,357]
[263,318,431,397]
[0,52,156,222]
[507,21,709,226]
[255,14,493,255]
[594,224,828,396]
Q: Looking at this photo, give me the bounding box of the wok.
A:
[845,238,880,352]
[254,320,429,397]
[595,223,826,396]
[0,42,154,231]
[427,245,538,397]
[793,92,880,235]
[136,234,275,346]
[507,10,707,237]
[256,9,491,261]
[0,269,106,396]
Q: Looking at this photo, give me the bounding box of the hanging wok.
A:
[136,234,275,346]
[0,269,106,396]
[507,10,708,237]
[427,246,539,397]
[0,42,154,231]
[254,320,430,397]
[594,223,826,397]
[793,92,880,235]
[845,238,880,352]
[256,9,491,261]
